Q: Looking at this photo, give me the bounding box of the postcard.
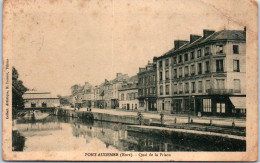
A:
[2,0,258,161]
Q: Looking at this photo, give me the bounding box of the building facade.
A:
[23,91,60,110]
[137,60,157,111]
[118,83,139,111]
[82,82,94,108]
[156,29,246,116]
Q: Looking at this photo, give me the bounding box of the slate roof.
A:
[158,30,246,59]
[23,91,58,99]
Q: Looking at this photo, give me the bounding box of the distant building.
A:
[100,73,130,109]
[23,91,60,109]
[155,29,246,116]
[118,82,139,111]
[93,84,105,108]
[82,82,94,108]
[137,60,157,111]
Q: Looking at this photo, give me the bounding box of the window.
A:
[179,83,183,94]
[216,60,224,72]
[205,47,210,56]
[135,104,137,109]
[197,49,201,58]
[184,66,189,77]
[191,65,195,75]
[159,71,163,81]
[121,93,124,100]
[198,63,202,74]
[234,79,241,93]
[173,57,177,64]
[216,103,225,113]
[192,82,196,93]
[184,53,189,61]
[165,70,169,80]
[179,67,183,78]
[233,45,239,54]
[198,81,203,93]
[150,87,153,95]
[185,83,189,93]
[233,60,240,72]
[216,79,225,89]
[139,100,144,107]
[178,55,183,63]
[206,80,211,92]
[191,51,195,60]
[216,45,223,54]
[153,87,156,94]
[166,85,169,95]
[205,61,210,73]
[203,99,212,112]
[42,102,47,107]
[165,59,169,67]
[126,93,130,100]
[31,103,36,108]
[160,86,163,95]
[159,61,163,68]
[174,84,177,94]
[174,69,177,78]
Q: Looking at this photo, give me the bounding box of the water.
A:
[13,116,245,152]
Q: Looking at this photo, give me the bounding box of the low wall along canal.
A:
[53,108,246,144]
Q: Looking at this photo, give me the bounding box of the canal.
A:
[12,116,245,152]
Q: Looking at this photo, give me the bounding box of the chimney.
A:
[174,40,189,50]
[244,26,246,32]
[153,57,157,62]
[203,29,215,38]
[190,34,202,43]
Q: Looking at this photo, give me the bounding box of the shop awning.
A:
[229,97,246,109]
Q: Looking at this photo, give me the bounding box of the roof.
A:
[229,97,246,109]
[157,30,246,60]
[23,91,58,99]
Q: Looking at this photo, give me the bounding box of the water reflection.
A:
[13,116,245,152]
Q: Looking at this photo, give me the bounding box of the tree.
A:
[57,94,70,106]
[12,67,28,118]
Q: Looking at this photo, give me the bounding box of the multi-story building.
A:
[23,91,60,110]
[137,60,157,111]
[118,83,139,111]
[98,73,130,109]
[155,29,246,116]
[83,82,94,108]
[93,84,105,108]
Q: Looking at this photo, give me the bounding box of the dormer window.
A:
[216,45,223,54]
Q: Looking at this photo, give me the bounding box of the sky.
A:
[10,0,254,96]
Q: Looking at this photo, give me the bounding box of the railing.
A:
[207,89,234,95]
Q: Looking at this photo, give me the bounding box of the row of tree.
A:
[12,67,28,118]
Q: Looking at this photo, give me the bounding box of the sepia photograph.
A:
[2,0,258,161]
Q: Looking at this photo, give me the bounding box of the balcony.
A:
[207,89,234,95]
[233,89,241,93]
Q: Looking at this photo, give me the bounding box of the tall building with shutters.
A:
[155,28,246,116]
